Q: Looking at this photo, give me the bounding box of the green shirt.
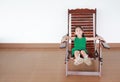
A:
[72,37,87,56]
[74,37,86,50]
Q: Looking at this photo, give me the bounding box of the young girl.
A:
[68,26,104,66]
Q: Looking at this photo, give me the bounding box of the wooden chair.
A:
[65,8,103,76]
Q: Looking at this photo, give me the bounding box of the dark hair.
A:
[75,26,85,37]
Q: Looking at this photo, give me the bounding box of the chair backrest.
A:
[68,8,97,58]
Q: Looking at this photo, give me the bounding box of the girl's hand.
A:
[61,35,69,42]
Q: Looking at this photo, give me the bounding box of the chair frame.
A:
[65,8,103,77]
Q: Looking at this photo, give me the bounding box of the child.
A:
[67,26,104,66]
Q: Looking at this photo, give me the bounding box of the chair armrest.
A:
[101,40,110,49]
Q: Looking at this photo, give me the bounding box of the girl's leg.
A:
[80,50,92,66]
[74,50,83,65]
[80,50,88,58]
[74,50,80,59]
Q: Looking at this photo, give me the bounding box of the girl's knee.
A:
[80,50,87,55]
[74,51,79,54]
[74,51,80,57]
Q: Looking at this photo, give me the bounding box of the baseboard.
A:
[108,43,120,48]
[0,43,60,49]
[0,43,120,49]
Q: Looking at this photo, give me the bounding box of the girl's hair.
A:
[75,26,85,37]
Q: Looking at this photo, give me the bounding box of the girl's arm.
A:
[86,36,104,41]
[61,35,75,42]
[67,36,75,41]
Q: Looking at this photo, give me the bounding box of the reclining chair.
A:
[65,8,103,76]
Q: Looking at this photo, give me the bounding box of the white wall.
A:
[0,0,120,43]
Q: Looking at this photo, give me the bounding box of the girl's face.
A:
[75,27,83,36]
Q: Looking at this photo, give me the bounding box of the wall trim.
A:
[0,43,60,49]
[108,43,120,48]
[0,43,120,49]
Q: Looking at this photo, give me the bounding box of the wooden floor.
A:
[0,48,120,82]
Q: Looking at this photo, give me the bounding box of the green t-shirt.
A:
[72,37,87,56]
[74,37,86,50]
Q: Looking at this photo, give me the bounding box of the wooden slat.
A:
[72,26,93,30]
[68,8,96,14]
[72,18,93,21]
[71,14,93,18]
[71,23,93,26]
[71,22,93,24]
